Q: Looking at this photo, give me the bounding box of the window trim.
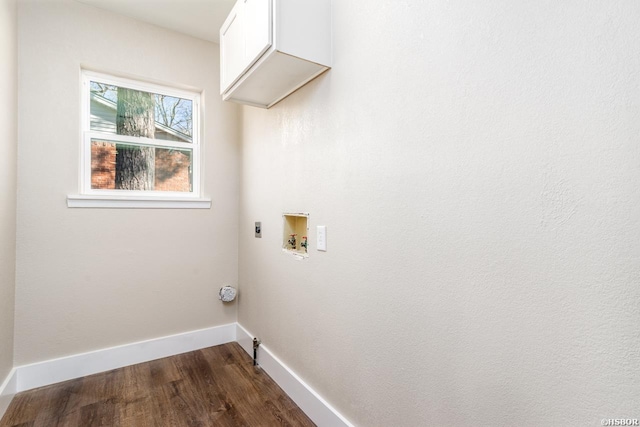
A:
[68,70,209,208]
[66,194,211,209]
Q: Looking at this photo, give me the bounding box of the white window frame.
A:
[68,70,210,209]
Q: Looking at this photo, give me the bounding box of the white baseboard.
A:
[6,323,352,427]
[0,368,17,421]
[236,324,354,427]
[16,323,236,392]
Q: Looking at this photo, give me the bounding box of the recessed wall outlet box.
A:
[283,213,309,258]
[255,222,262,238]
[317,225,327,251]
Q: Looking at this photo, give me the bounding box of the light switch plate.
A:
[255,222,262,238]
[317,225,327,251]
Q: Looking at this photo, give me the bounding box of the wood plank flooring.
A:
[0,342,315,427]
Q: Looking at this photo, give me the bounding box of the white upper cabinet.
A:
[220,2,246,92]
[244,0,272,66]
[219,0,331,109]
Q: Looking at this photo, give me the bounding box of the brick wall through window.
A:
[91,141,191,192]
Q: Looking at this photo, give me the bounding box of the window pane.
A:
[155,147,193,192]
[90,81,193,143]
[91,139,192,192]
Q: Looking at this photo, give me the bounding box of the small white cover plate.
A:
[317,225,327,251]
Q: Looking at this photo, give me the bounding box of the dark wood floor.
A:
[0,342,315,427]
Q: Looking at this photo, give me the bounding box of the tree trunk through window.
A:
[115,87,155,190]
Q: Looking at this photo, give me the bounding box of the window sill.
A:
[67,195,211,209]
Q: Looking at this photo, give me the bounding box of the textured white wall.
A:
[238,1,640,425]
[15,0,240,365]
[0,0,17,386]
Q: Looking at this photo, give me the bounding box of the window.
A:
[69,70,209,208]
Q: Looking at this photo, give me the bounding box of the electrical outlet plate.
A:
[316,225,327,251]
[282,213,309,258]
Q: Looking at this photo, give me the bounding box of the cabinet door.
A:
[220,2,245,93]
[243,0,272,68]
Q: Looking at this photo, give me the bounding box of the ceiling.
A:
[75,0,236,43]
